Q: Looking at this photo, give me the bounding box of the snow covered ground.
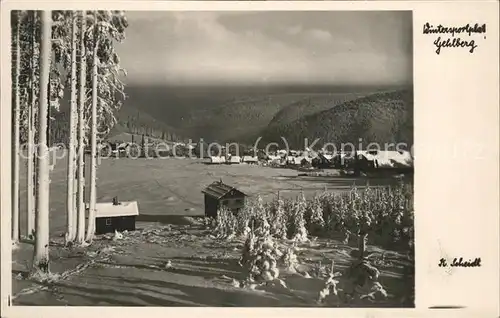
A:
[13,221,413,307]
[12,154,413,306]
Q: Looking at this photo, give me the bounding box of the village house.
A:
[242,155,259,164]
[331,152,350,168]
[103,142,134,158]
[287,156,300,166]
[208,156,226,164]
[227,155,242,164]
[303,148,318,159]
[266,154,284,166]
[256,149,268,161]
[355,150,414,173]
[300,157,313,168]
[93,198,139,235]
[202,180,247,218]
[312,153,334,169]
[277,149,287,155]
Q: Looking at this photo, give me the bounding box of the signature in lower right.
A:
[438,257,481,268]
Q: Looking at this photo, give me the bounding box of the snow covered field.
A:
[12,154,413,306]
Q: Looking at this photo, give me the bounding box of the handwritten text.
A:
[423,23,487,55]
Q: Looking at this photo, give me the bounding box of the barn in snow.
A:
[202,180,247,218]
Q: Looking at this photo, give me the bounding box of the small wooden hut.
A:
[94,199,139,235]
[202,179,247,218]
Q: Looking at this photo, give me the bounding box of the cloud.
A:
[306,28,333,42]
[284,25,332,43]
[116,11,412,86]
[121,12,313,85]
[285,24,303,36]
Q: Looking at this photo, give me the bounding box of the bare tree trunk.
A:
[32,10,52,274]
[358,233,368,260]
[27,98,35,239]
[46,79,51,149]
[76,10,87,244]
[65,11,78,243]
[85,11,98,242]
[12,10,21,243]
[26,11,37,239]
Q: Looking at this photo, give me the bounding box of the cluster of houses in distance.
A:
[206,147,414,174]
[100,133,414,174]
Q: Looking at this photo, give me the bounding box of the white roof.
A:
[288,156,307,164]
[357,150,413,168]
[229,156,241,163]
[210,156,226,163]
[242,156,258,161]
[267,155,281,161]
[308,152,319,159]
[95,201,139,218]
[330,152,349,159]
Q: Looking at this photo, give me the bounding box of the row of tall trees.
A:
[44,111,183,145]
[11,10,128,275]
[123,115,180,141]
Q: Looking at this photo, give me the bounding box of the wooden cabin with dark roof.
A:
[202,179,247,218]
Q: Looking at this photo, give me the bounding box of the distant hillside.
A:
[116,85,397,144]
[48,102,186,146]
[267,92,369,128]
[182,94,314,143]
[114,103,184,142]
[47,86,411,148]
[259,89,413,150]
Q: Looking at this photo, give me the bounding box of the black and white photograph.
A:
[8,9,416,307]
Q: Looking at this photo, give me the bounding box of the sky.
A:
[115,11,413,87]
